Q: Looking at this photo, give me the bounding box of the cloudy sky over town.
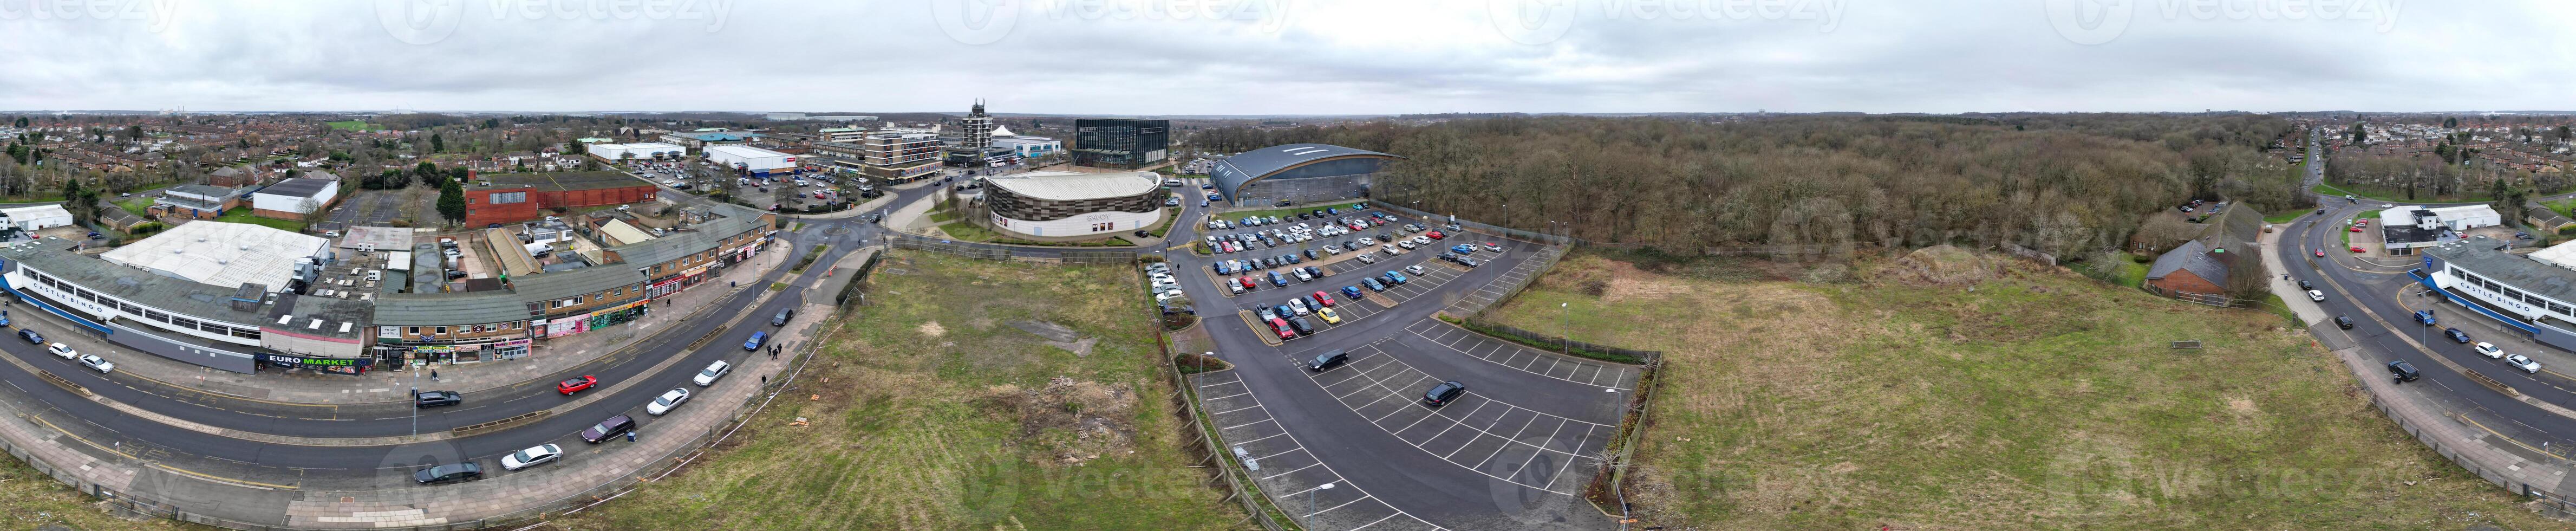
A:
[1,0,2568,114]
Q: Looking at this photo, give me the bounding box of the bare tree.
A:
[299,198,330,231]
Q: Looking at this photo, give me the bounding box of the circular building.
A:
[983,170,1166,238]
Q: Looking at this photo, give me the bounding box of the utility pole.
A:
[1309,482,1335,528]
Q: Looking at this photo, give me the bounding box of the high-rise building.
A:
[1072,119,1169,169]
[945,100,1018,167]
[857,131,944,182]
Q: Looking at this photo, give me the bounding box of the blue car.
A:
[1268,271,1289,287]
[2414,310,2436,326]
[1274,305,1294,318]
[1451,244,1475,254]
[743,331,767,351]
[1364,278,1387,292]
[1342,285,1365,299]
[1327,208,1339,215]
[1384,271,1407,284]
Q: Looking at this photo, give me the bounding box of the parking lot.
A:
[1174,210,1627,530]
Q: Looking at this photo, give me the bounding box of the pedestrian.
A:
[761,375,768,385]
[430,370,439,381]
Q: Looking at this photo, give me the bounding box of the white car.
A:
[2381,203,2395,208]
[1228,282,1245,294]
[1382,245,1402,256]
[1155,289,1188,302]
[1287,299,1310,315]
[1412,236,1432,245]
[647,387,692,416]
[46,342,75,359]
[1357,254,1378,264]
[1357,237,1376,246]
[500,444,563,470]
[1293,269,1314,282]
[1321,245,1341,255]
[2474,342,2505,359]
[77,354,113,374]
[1398,240,1419,250]
[693,360,732,386]
[2507,354,2542,374]
[1406,265,1427,275]
[2306,289,2325,302]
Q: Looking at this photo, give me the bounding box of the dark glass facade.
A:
[1072,119,1170,169]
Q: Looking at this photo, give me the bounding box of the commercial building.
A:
[767,113,878,122]
[1208,143,1400,207]
[1072,119,1170,169]
[461,172,658,227]
[993,125,1062,159]
[817,127,869,143]
[2379,204,2500,255]
[0,204,73,232]
[248,178,340,219]
[847,131,944,182]
[2422,235,2576,352]
[982,170,1165,238]
[942,100,1019,167]
[706,145,799,176]
[658,130,765,151]
[586,142,689,163]
[101,221,331,292]
[154,184,239,220]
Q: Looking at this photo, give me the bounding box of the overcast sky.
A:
[0,0,2568,115]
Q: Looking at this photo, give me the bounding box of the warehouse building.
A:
[0,204,73,232]
[982,170,1165,238]
[586,142,689,163]
[248,178,340,219]
[462,172,658,227]
[1208,143,1401,207]
[707,145,799,176]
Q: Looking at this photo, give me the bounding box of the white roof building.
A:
[100,221,329,292]
[0,204,74,232]
[587,142,689,161]
[985,170,1161,201]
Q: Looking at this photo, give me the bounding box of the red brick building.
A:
[464,172,657,226]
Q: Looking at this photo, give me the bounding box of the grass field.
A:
[1482,249,2564,530]
[213,210,308,233]
[0,456,213,530]
[557,251,1244,530]
[2260,209,2308,224]
[115,196,155,218]
[926,210,958,224]
[324,120,382,131]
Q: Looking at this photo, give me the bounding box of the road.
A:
[0,176,941,509]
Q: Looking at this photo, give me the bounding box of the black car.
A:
[1299,212,1313,220]
[1287,316,1316,335]
[1307,349,1351,371]
[1302,266,1322,278]
[414,462,483,484]
[2297,280,2315,291]
[581,415,638,444]
[1303,249,1319,260]
[2445,327,2470,343]
[414,390,463,408]
[1460,257,1481,268]
[2388,360,2421,383]
[772,308,794,326]
[1421,380,1466,406]
[16,329,41,344]
[2334,316,2355,329]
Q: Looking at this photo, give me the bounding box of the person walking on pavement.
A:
[431,370,439,381]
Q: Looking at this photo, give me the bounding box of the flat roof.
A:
[371,290,529,326]
[607,203,769,268]
[707,145,790,159]
[256,178,334,199]
[986,170,1160,201]
[597,219,655,245]
[101,221,328,291]
[478,171,652,192]
[2433,235,2576,304]
[1,238,274,326]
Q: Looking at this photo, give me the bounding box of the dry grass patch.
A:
[1488,249,2570,530]
[553,251,1244,530]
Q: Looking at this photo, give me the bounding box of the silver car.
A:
[500,444,563,470]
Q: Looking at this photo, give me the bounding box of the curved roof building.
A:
[1208,144,1400,206]
[982,170,1168,238]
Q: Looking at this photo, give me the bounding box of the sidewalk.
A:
[2260,230,2329,326]
[2392,281,2576,367]
[44,239,792,405]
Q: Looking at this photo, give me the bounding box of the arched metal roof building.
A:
[1208,144,1401,205]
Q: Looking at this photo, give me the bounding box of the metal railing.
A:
[1448,244,1566,317]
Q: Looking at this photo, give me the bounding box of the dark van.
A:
[581,415,637,444]
[2388,361,2421,383]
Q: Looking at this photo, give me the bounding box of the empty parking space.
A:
[1399,320,1641,390]
[1300,344,1615,496]
[1188,372,1451,530]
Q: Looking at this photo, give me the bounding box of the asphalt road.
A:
[0,178,938,491]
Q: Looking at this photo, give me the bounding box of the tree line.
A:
[1195,114,2303,259]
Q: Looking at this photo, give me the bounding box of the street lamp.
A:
[1560,302,1570,358]
[1309,482,1335,526]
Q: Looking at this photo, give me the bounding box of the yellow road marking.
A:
[34,415,298,490]
[2458,415,2573,461]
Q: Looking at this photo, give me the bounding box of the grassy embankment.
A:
[558,251,1244,530]
[1483,248,2566,530]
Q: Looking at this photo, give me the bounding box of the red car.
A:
[2314,249,2325,257]
[1269,318,1297,339]
[1238,277,1257,289]
[1426,231,1445,239]
[1312,291,1336,307]
[557,375,598,395]
[813,191,827,199]
[2349,226,2364,232]
[2351,246,2366,253]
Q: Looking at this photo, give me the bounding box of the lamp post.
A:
[1560,302,1570,358]
[1309,482,1335,527]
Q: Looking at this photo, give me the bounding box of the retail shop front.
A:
[379,336,534,366]
[257,353,376,375]
[537,300,647,339]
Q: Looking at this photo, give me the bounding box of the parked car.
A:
[2444,327,2470,343]
[772,308,795,326]
[2508,354,2543,374]
[414,390,463,408]
[414,463,484,484]
[1406,265,1426,275]
[1421,380,1467,406]
[1356,254,1378,264]
[1312,291,1336,307]
[556,375,598,395]
[1482,242,1503,252]
[2297,280,2314,291]
[1342,286,1365,299]
[2306,289,2325,302]
[2414,310,2436,325]
[1287,316,1316,335]
[580,415,638,444]
[1364,278,1387,292]
[647,387,693,416]
[16,329,42,345]
[500,444,563,471]
[693,360,732,386]
[45,342,74,359]
[744,331,768,351]
[1316,307,1341,323]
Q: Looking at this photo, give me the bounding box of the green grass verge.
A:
[1479,250,2562,529]
[115,196,155,218]
[926,210,959,224]
[212,209,308,233]
[0,455,218,530]
[557,251,1243,530]
[324,120,382,131]
[791,244,831,274]
[2260,209,2307,224]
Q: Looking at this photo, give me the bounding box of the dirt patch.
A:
[916,321,946,337]
[981,376,1141,467]
[1008,320,1081,343]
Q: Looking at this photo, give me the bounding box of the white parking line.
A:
[1262,462,1323,480]
[1203,391,1253,402]
[1188,373,1451,530]
[1223,418,1277,431]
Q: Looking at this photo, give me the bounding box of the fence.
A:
[1140,266,1296,531]
[2345,360,2576,520]
[885,232,1139,264]
[1449,316,1659,365]
[1583,357,1664,523]
[1367,200,1573,247]
[834,248,885,305]
[1449,244,1566,317]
